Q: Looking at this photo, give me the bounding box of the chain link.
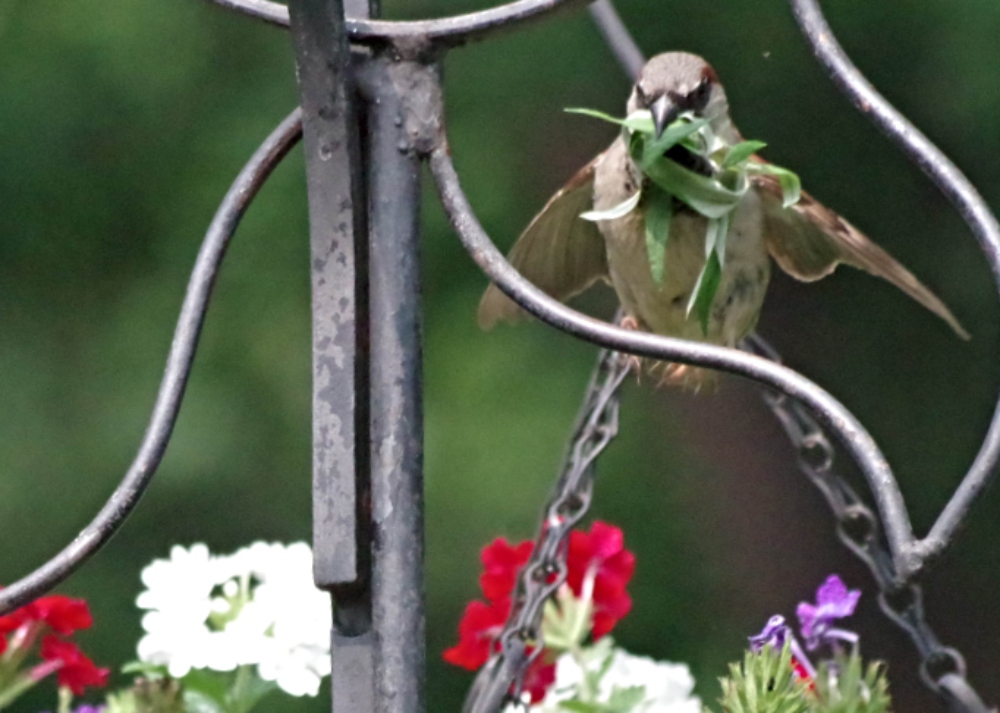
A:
[463,335,992,713]
[743,334,991,713]
[461,347,631,713]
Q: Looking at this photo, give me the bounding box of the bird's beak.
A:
[651,95,680,139]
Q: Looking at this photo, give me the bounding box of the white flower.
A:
[596,650,700,712]
[136,541,332,696]
[509,643,700,713]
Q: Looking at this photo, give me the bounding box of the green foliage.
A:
[559,686,645,713]
[543,589,595,652]
[1,3,997,713]
[181,667,277,713]
[551,639,653,713]
[709,647,892,713]
[811,652,891,713]
[573,106,800,334]
[106,676,185,713]
[712,644,809,713]
[722,142,767,170]
[643,187,674,284]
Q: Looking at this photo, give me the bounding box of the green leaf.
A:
[644,187,673,283]
[565,107,655,134]
[607,685,646,712]
[541,590,593,652]
[709,213,732,268]
[722,140,767,169]
[642,156,746,219]
[749,163,802,207]
[181,670,231,706]
[715,644,810,713]
[183,691,227,713]
[580,191,641,222]
[228,665,278,713]
[638,119,710,168]
[811,649,892,713]
[558,701,603,713]
[113,677,186,713]
[121,661,170,678]
[686,250,722,336]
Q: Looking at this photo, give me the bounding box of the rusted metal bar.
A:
[358,50,442,713]
[289,0,375,711]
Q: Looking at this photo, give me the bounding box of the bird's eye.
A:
[691,79,712,109]
[634,85,648,106]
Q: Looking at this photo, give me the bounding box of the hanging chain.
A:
[462,335,991,713]
[461,347,632,713]
[743,334,991,713]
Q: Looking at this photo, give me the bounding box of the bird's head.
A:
[626,52,729,138]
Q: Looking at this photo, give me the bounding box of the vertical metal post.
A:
[291,0,425,708]
[362,52,426,713]
[289,0,365,595]
[288,0,378,711]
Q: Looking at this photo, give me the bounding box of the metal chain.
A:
[463,335,992,713]
[743,334,991,713]
[461,347,632,713]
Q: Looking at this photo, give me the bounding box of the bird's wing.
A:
[478,155,610,330]
[751,169,969,339]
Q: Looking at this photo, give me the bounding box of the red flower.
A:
[0,613,20,655]
[443,597,512,670]
[790,657,816,690]
[565,522,635,638]
[0,592,92,636]
[30,596,93,635]
[40,636,110,695]
[0,595,27,636]
[444,522,636,704]
[522,658,557,704]
[479,538,533,602]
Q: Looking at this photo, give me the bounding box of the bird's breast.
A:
[593,141,771,346]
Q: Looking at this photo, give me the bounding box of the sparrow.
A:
[477,52,968,383]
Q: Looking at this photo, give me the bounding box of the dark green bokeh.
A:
[1,0,998,711]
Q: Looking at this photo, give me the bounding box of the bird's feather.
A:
[478,156,610,329]
[751,169,969,339]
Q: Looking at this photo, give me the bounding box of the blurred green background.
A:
[1,0,999,710]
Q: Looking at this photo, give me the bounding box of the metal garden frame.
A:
[1,0,997,711]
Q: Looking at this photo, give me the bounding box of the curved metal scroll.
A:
[202,0,591,47]
[426,143,930,579]
[0,109,304,615]
[789,0,1000,567]
[420,0,1000,587]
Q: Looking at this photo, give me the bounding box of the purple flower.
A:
[749,614,790,652]
[749,615,816,678]
[41,707,105,713]
[796,574,860,651]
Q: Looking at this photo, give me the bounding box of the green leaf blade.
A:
[686,251,722,336]
[644,188,673,284]
[638,119,710,169]
[722,140,767,169]
[580,191,641,222]
[565,107,655,134]
[749,163,802,208]
[643,157,745,218]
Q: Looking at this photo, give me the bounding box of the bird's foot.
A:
[649,361,718,393]
[617,314,645,381]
